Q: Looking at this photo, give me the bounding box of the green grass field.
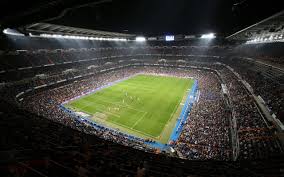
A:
[64,74,194,143]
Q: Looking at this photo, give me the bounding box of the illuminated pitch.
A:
[64,74,194,143]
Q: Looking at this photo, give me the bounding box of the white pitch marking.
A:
[131,112,148,129]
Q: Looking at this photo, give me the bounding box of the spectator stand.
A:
[169,80,198,142]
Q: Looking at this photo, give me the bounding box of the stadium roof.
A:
[226,10,284,41]
[25,23,135,39]
[1,0,283,37]
[0,0,111,29]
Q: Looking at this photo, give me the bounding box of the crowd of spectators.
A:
[218,67,282,159]
[21,68,160,154]
[18,66,233,160]
[0,45,283,162]
[174,72,231,160]
[5,104,278,177]
[256,55,284,67]
[220,58,284,122]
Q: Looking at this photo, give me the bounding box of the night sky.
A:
[50,0,283,36]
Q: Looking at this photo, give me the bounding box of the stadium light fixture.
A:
[29,33,36,37]
[3,28,25,36]
[38,33,127,41]
[200,33,216,39]
[246,34,284,44]
[135,36,146,42]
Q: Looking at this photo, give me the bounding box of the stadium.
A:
[0,0,284,176]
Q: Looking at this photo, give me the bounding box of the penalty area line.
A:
[108,119,156,138]
[131,112,147,129]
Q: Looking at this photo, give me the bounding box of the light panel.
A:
[246,34,284,44]
[3,28,25,36]
[135,36,146,42]
[38,33,127,41]
[200,33,216,39]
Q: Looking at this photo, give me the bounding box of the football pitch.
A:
[64,74,194,143]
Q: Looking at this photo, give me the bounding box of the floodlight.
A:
[3,28,25,36]
[200,33,216,39]
[135,36,146,42]
[37,33,127,41]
